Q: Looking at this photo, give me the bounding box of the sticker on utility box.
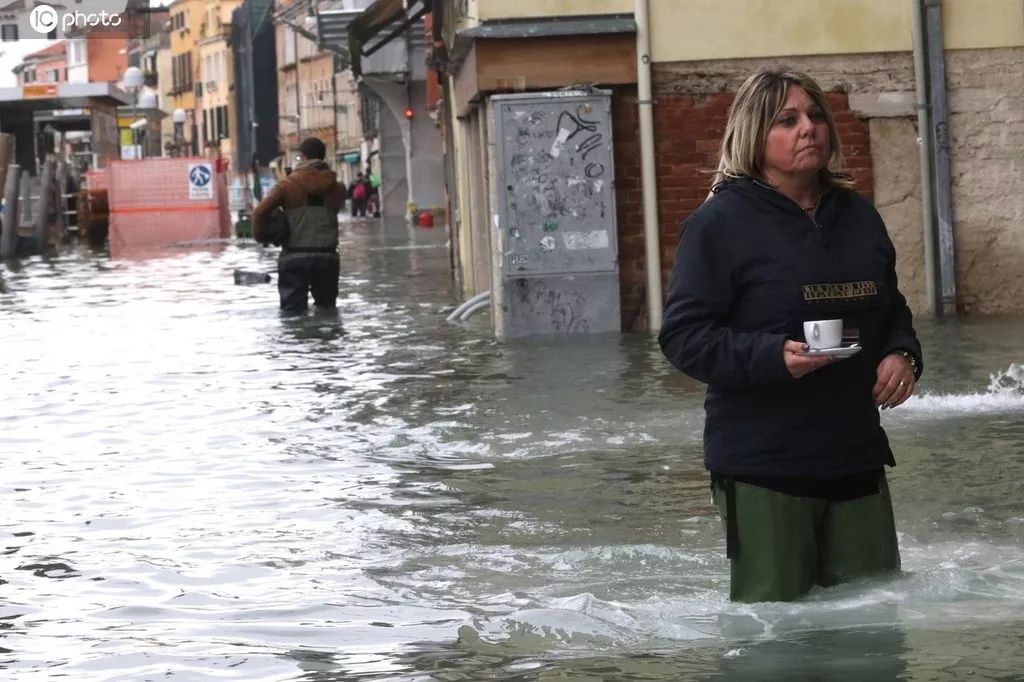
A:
[188,163,214,200]
[563,230,610,250]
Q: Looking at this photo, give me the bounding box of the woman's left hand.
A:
[873,353,916,409]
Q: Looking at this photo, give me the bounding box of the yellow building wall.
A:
[199,39,230,159]
[206,0,243,156]
[157,45,175,151]
[463,0,1024,58]
[648,0,1024,62]
[450,102,475,297]
[168,0,204,116]
[472,0,631,20]
[941,0,1024,49]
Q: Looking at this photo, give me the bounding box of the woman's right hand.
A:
[783,339,834,378]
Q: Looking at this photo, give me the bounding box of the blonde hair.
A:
[715,69,852,190]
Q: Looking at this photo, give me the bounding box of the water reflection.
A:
[0,222,1022,680]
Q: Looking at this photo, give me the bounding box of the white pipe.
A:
[458,298,491,320]
[635,0,662,331]
[911,0,939,317]
[446,289,490,322]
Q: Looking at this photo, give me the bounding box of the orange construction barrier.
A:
[107,157,230,258]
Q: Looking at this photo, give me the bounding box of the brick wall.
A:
[827,92,874,201]
[612,86,644,331]
[613,88,873,331]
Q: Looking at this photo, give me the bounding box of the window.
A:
[46,68,60,82]
[282,26,295,65]
[68,40,86,66]
[172,53,193,93]
[1,24,17,41]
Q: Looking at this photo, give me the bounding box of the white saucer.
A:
[798,343,861,358]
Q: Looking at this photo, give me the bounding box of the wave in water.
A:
[456,538,1024,656]
[902,363,1024,416]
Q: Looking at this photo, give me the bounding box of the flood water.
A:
[2,220,1024,681]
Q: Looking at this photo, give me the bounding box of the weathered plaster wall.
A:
[871,118,926,315]
[943,48,1024,313]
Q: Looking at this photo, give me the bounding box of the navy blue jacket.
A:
[658,177,923,478]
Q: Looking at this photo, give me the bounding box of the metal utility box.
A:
[489,90,621,338]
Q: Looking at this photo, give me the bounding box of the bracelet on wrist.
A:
[896,350,918,375]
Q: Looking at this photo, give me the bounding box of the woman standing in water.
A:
[659,69,924,602]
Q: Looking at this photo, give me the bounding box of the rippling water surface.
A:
[2,221,1024,681]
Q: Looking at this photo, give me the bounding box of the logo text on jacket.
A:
[802,280,879,302]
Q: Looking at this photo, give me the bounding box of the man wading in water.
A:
[253,137,347,313]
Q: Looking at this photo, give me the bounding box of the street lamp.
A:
[172,108,187,157]
[122,66,144,158]
[136,92,156,157]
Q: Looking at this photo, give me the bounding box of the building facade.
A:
[13,41,66,84]
[437,0,1024,330]
[230,0,279,175]
[230,0,279,190]
[167,0,205,154]
[198,0,242,165]
[345,0,445,218]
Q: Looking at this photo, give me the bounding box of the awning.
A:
[0,82,131,110]
[272,0,319,45]
[317,7,361,61]
[458,14,635,40]
[276,0,355,59]
[348,0,431,78]
[449,14,637,66]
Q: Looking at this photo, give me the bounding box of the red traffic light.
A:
[403,108,414,119]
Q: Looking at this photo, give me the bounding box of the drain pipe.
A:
[923,0,958,316]
[635,0,662,331]
[911,0,939,317]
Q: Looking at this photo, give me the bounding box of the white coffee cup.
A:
[803,319,843,349]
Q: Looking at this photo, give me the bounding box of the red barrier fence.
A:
[107,158,229,257]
